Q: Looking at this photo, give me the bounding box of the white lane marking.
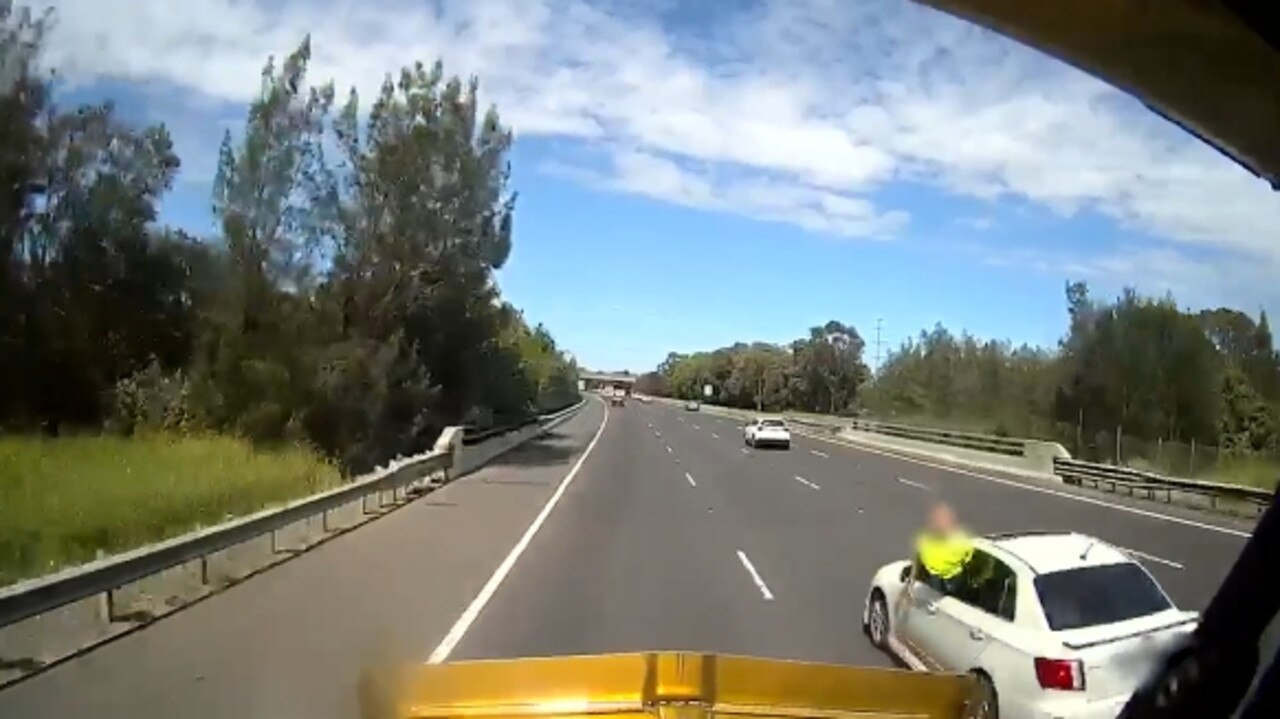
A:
[809,449,828,458]
[897,477,931,491]
[802,432,1250,539]
[736,550,775,601]
[740,448,751,455]
[429,399,610,663]
[711,432,720,439]
[666,445,673,454]
[647,422,652,428]
[678,417,685,423]
[1114,544,1184,570]
[685,472,697,488]
[793,475,821,490]
[693,425,700,430]
[655,431,661,438]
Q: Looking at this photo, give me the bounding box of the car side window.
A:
[949,550,1017,621]
[911,554,948,593]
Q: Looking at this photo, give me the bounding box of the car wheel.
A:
[969,672,999,719]
[866,590,890,650]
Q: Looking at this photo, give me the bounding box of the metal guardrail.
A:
[1054,457,1274,507]
[462,418,539,445]
[0,399,585,631]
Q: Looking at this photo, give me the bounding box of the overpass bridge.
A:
[579,372,637,393]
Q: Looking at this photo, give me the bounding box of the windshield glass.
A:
[1035,564,1173,631]
[2,0,1275,715]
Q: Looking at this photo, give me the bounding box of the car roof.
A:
[978,532,1134,575]
[754,416,786,422]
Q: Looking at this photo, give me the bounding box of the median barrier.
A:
[649,398,1274,511]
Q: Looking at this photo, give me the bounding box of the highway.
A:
[0,396,1257,718]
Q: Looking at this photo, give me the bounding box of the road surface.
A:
[0,397,1256,718]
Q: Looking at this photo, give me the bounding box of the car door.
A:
[929,550,1019,672]
[893,570,952,669]
[892,562,952,670]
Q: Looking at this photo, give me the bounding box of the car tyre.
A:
[866,590,890,650]
[969,672,999,719]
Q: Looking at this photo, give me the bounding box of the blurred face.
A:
[928,504,957,534]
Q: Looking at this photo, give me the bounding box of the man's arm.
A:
[895,555,922,616]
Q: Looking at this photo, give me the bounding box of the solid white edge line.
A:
[427,398,610,663]
[736,550,774,600]
[1115,544,1184,569]
[799,430,1250,539]
[794,475,821,490]
[685,472,697,487]
[897,477,931,491]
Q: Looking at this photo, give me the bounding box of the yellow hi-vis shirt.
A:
[916,530,974,580]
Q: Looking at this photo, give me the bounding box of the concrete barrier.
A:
[833,427,1061,481]
[652,397,1066,480]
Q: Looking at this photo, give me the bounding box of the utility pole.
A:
[874,318,884,375]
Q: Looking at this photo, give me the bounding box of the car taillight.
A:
[1034,658,1086,691]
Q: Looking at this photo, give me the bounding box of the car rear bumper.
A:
[752,436,791,447]
[1009,692,1131,719]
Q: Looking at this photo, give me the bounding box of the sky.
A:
[38,0,1280,372]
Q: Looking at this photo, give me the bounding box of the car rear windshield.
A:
[760,419,786,427]
[1034,563,1171,631]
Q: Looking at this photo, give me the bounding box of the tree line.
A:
[636,321,870,414]
[0,5,578,473]
[644,282,1280,467]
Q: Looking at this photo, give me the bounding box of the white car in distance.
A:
[744,417,791,449]
[863,532,1197,719]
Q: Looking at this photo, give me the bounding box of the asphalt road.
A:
[0,397,1260,718]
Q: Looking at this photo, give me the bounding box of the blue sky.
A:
[42,0,1280,372]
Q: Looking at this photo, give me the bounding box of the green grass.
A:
[1201,457,1280,490]
[0,433,340,586]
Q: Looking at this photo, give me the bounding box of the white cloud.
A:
[37,0,1280,258]
[956,216,995,231]
[975,243,1280,318]
[546,148,907,238]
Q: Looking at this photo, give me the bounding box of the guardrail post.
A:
[103,589,122,624]
[200,555,210,585]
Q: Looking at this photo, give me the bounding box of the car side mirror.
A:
[899,565,912,584]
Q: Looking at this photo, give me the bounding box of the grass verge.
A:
[0,433,340,586]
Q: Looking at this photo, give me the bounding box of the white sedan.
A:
[863,532,1197,719]
[744,417,791,449]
